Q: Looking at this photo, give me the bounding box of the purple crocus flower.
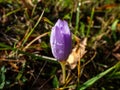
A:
[50,19,72,61]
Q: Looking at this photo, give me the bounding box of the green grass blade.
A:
[77,62,120,90]
[75,2,80,35]
[53,75,59,88]
[111,19,119,41]
[0,43,58,64]
[86,8,94,37]
[22,9,45,45]
[0,43,16,51]
[0,66,6,89]
[2,8,20,18]
[80,22,85,37]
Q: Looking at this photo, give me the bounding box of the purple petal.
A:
[50,19,72,61]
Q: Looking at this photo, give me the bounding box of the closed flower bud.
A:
[50,19,72,61]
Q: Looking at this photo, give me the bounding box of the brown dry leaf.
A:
[9,62,19,72]
[67,38,87,69]
[96,4,118,10]
[21,0,34,9]
[117,23,120,32]
[112,40,120,61]
[113,53,120,61]
[113,40,120,52]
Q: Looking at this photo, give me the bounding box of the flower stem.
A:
[59,61,66,84]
